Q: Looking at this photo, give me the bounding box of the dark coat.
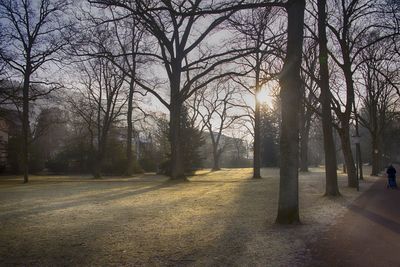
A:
[387,165,396,179]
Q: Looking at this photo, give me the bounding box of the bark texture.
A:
[22,67,31,184]
[317,0,340,196]
[253,61,262,179]
[125,77,135,176]
[170,96,186,180]
[276,0,305,224]
[299,92,311,173]
[338,127,358,187]
[371,137,381,176]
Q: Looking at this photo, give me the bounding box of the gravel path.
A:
[307,176,400,267]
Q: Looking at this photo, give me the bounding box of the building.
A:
[0,108,21,172]
[200,132,251,168]
[0,117,9,170]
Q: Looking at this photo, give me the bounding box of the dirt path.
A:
[307,177,400,267]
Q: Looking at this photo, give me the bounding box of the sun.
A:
[256,88,270,104]
[255,81,280,107]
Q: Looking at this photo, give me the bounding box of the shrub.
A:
[139,157,157,172]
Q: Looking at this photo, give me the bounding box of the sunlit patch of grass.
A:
[0,167,377,266]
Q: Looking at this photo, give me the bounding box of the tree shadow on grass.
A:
[189,179,254,184]
[1,175,258,266]
[0,173,167,186]
[0,168,316,266]
[0,180,178,221]
[1,186,221,267]
[160,177,281,266]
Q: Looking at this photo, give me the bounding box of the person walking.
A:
[386,164,398,189]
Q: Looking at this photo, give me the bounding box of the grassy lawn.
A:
[0,167,378,266]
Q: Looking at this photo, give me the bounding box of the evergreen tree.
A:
[158,105,204,176]
[260,105,280,167]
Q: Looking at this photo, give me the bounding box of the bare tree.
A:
[76,5,150,175]
[190,80,238,171]
[358,42,400,175]
[302,0,341,195]
[0,0,72,183]
[229,6,285,178]
[88,0,291,180]
[108,11,147,176]
[322,0,399,187]
[229,125,252,165]
[276,0,306,224]
[89,0,307,224]
[299,37,319,173]
[68,33,128,178]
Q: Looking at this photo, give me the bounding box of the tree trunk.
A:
[22,68,31,183]
[353,106,363,180]
[276,0,305,225]
[318,0,340,196]
[355,142,363,180]
[299,96,310,172]
[357,143,363,180]
[170,98,185,180]
[299,123,309,172]
[338,127,357,187]
[212,149,221,171]
[93,152,104,179]
[371,137,380,176]
[340,41,358,187]
[253,74,261,178]
[125,77,135,176]
[93,130,108,179]
[209,130,221,171]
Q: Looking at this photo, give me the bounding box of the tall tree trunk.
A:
[371,136,380,176]
[253,63,261,178]
[22,68,31,183]
[169,57,186,180]
[210,132,221,171]
[212,149,221,171]
[299,120,310,172]
[340,45,358,187]
[353,105,363,180]
[355,142,363,179]
[94,129,108,179]
[318,0,340,196]
[253,101,261,178]
[93,151,104,179]
[338,126,357,187]
[125,77,135,176]
[299,94,310,172]
[170,97,185,180]
[276,0,305,224]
